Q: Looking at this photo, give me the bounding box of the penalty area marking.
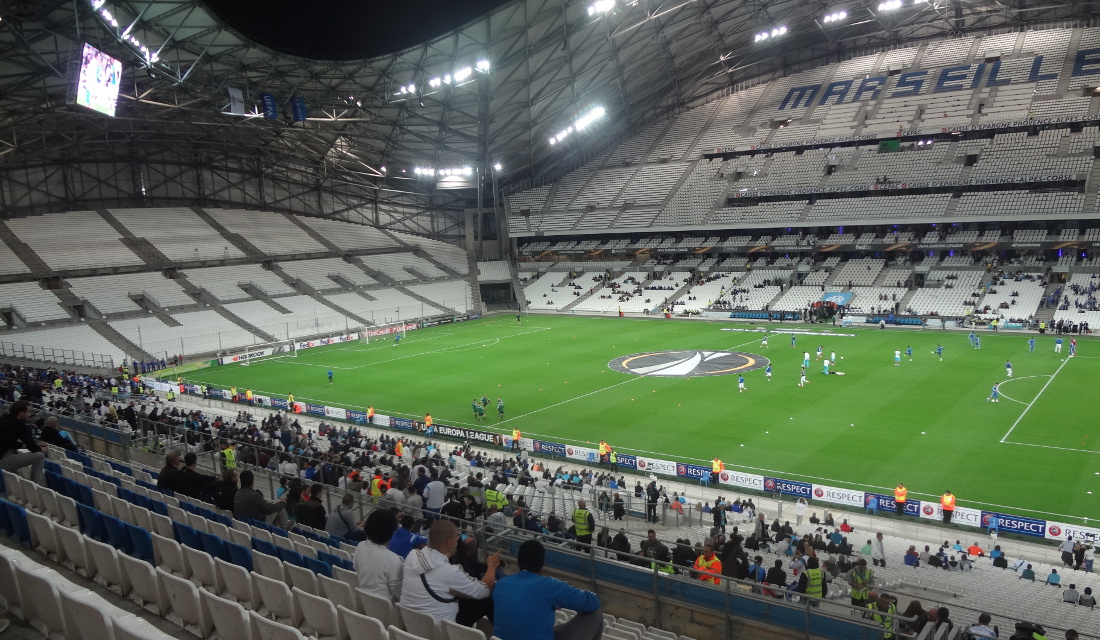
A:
[999,356,1071,444]
[992,374,1052,406]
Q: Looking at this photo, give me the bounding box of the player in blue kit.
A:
[906,345,913,362]
[1055,337,1063,353]
[974,335,981,350]
[328,369,333,384]
[1005,360,1012,377]
[968,331,976,346]
[1028,337,1036,353]
[738,375,746,393]
[987,383,1000,403]
[765,364,772,381]
[816,346,823,361]
[934,344,943,361]
[791,334,796,348]
[394,333,402,346]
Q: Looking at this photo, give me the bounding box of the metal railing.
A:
[0,340,115,369]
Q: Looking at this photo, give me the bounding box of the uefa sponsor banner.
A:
[566,445,598,464]
[219,347,275,365]
[635,457,678,476]
[864,492,921,516]
[271,398,289,410]
[364,323,420,339]
[532,440,567,457]
[813,484,867,508]
[763,476,813,498]
[718,470,765,491]
[433,424,504,446]
[252,394,270,407]
[213,388,231,400]
[346,409,367,422]
[372,415,392,428]
[1045,522,1100,542]
[919,502,982,527]
[614,453,638,470]
[304,403,324,416]
[391,417,417,431]
[676,463,711,481]
[981,512,1046,538]
[324,407,347,420]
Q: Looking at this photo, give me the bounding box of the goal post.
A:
[219,340,295,366]
[363,321,413,344]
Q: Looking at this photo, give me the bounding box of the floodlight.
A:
[453,67,473,83]
[877,0,902,11]
[588,0,614,15]
[493,162,502,171]
[823,10,847,23]
[429,78,442,88]
[476,60,491,72]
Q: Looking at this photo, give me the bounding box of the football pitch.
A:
[180,314,1099,523]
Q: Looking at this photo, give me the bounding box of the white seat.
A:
[109,495,134,524]
[54,522,95,578]
[183,544,224,592]
[26,510,63,562]
[156,565,211,636]
[320,573,361,613]
[152,532,190,577]
[59,587,117,640]
[200,587,250,640]
[227,527,252,547]
[389,626,426,640]
[132,505,154,533]
[150,512,175,539]
[214,557,257,609]
[252,527,274,544]
[441,618,487,640]
[93,488,114,516]
[253,550,285,581]
[251,609,309,640]
[119,551,163,614]
[0,552,24,619]
[15,564,68,639]
[294,585,347,640]
[111,613,181,640]
[357,588,397,628]
[54,493,80,529]
[22,481,45,513]
[339,605,388,640]
[333,565,358,589]
[253,571,303,627]
[396,602,440,640]
[2,470,25,504]
[86,537,132,595]
[285,561,320,596]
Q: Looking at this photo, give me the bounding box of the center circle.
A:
[608,350,770,377]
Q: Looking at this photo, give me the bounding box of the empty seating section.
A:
[978,279,1045,320]
[830,258,885,287]
[366,253,444,280]
[476,261,511,282]
[921,36,975,67]
[648,102,718,161]
[184,264,296,300]
[207,209,327,256]
[618,163,688,207]
[806,194,951,221]
[223,297,353,339]
[298,216,400,251]
[0,282,70,322]
[772,285,825,312]
[68,273,193,313]
[549,167,595,210]
[522,272,573,310]
[955,191,1084,218]
[848,287,908,312]
[5,212,142,270]
[393,234,469,273]
[690,85,765,154]
[0,325,125,364]
[326,290,440,323]
[108,208,247,262]
[278,258,377,291]
[878,268,913,288]
[711,201,805,225]
[404,282,473,313]
[0,242,30,275]
[604,123,663,166]
[111,310,257,355]
[573,166,637,209]
[960,130,1091,181]
[506,185,551,215]
[907,271,984,316]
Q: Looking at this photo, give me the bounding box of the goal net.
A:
[363,321,413,344]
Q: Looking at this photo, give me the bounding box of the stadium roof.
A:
[0,0,1094,228]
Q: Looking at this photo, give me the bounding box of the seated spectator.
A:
[175,451,217,500]
[861,539,873,557]
[1046,568,1061,586]
[233,470,286,523]
[493,540,603,640]
[808,512,820,525]
[38,416,78,452]
[295,484,327,529]
[354,509,403,601]
[989,545,1003,560]
[388,514,428,559]
[157,450,182,492]
[1078,587,1096,608]
[211,469,238,512]
[993,553,1009,569]
[919,546,932,565]
[967,542,985,557]
[764,559,787,598]
[326,493,367,541]
[966,613,998,639]
[904,545,920,567]
[839,519,853,533]
[402,519,500,624]
[1063,584,1080,604]
[0,400,45,485]
[934,607,953,637]
[899,600,928,636]
[1020,564,1036,581]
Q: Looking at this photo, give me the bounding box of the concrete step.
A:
[210,306,277,343]
[86,317,156,361]
[190,206,266,258]
[0,221,53,274]
[281,214,344,253]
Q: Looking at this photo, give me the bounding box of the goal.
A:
[222,340,295,366]
[363,321,412,344]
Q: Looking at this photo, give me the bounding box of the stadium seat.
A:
[396,602,441,640]
[332,564,358,589]
[389,626,426,640]
[3,500,31,546]
[0,551,25,619]
[253,571,303,627]
[15,563,69,639]
[294,585,347,639]
[55,522,95,578]
[305,554,335,578]
[253,536,280,558]
[338,604,388,640]
[112,612,180,640]
[183,544,224,593]
[59,587,117,640]
[198,529,229,561]
[200,587,250,640]
[152,532,190,577]
[253,550,286,581]
[441,618,488,640]
[25,510,63,561]
[320,573,361,613]
[126,522,156,564]
[214,556,257,609]
[157,565,211,636]
[102,513,133,554]
[357,588,397,628]
[285,560,321,596]
[173,521,202,550]
[119,551,163,614]
[250,609,309,640]
[87,536,133,595]
[54,493,80,529]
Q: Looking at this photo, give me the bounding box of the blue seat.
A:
[304,556,333,578]
[292,527,321,541]
[148,500,169,517]
[1,502,30,546]
[198,530,229,562]
[43,460,62,475]
[225,541,254,572]
[173,522,201,550]
[212,512,233,528]
[102,514,133,554]
[76,483,96,508]
[0,472,5,497]
[77,502,108,542]
[276,546,306,567]
[0,500,11,537]
[179,501,196,514]
[117,488,136,504]
[45,472,64,495]
[317,551,343,568]
[127,524,156,564]
[252,538,279,558]
[987,516,1000,534]
[133,493,153,511]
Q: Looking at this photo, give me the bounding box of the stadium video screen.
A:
[74,43,122,117]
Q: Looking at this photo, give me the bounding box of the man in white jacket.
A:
[872,531,886,568]
[401,519,500,622]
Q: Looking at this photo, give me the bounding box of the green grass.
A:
[180,315,1100,522]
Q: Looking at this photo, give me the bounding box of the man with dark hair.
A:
[326,494,366,541]
[211,469,238,512]
[797,556,828,606]
[0,400,45,484]
[233,469,286,522]
[388,514,427,559]
[174,451,216,499]
[296,484,327,529]
[353,509,404,601]
[493,539,603,640]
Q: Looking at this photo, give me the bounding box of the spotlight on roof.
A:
[877,0,902,11]
[476,60,491,73]
[822,10,848,23]
[493,162,503,171]
[754,26,787,42]
[549,105,606,146]
[588,0,614,15]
